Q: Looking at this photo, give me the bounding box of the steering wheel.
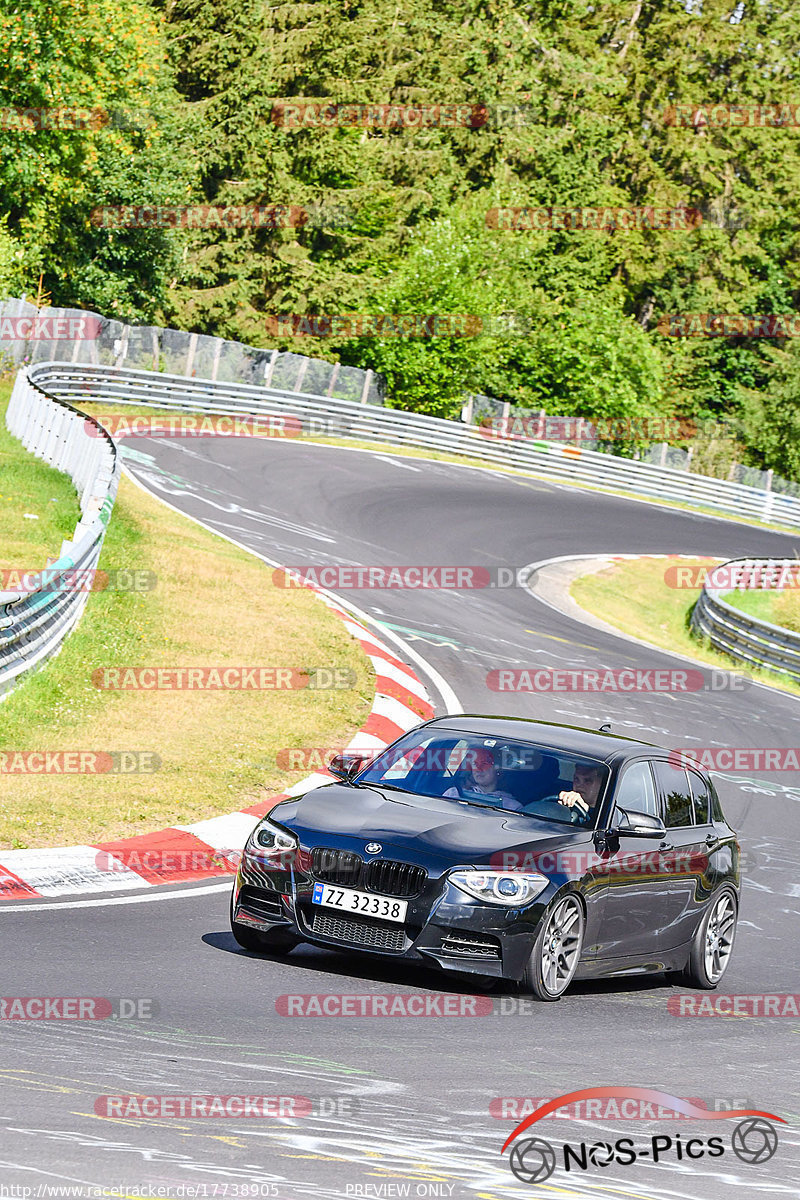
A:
[533,794,587,823]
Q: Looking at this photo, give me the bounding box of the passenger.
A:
[443,747,524,811]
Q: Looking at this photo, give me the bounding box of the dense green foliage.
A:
[2,0,800,468]
[0,0,195,317]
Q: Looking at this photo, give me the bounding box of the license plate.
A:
[312,883,407,923]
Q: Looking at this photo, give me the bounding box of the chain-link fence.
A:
[3,296,797,498]
[0,297,384,404]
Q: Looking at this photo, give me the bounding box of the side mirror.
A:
[615,809,667,839]
[328,752,367,783]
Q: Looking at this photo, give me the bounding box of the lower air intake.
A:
[439,930,502,958]
[311,912,406,951]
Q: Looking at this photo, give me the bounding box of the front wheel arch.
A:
[520,889,586,1002]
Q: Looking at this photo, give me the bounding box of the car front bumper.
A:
[232,848,552,981]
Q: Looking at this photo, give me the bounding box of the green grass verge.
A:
[571,556,800,699]
[0,377,81,573]
[724,585,800,633]
[0,383,374,849]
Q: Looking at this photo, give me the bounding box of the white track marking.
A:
[121,461,461,716]
[373,454,422,471]
[0,881,231,913]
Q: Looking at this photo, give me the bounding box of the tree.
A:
[738,341,800,481]
[0,0,196,318]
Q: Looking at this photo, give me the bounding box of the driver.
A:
[558,761,605,818]
[443,747,524,812]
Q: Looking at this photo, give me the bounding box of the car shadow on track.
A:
[202,930,678,998]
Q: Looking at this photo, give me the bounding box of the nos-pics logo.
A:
[503,1088,784,1184]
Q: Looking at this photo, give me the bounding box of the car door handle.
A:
[705,834,717,846]
[659,841,674,852]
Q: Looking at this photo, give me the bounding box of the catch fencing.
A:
[4,299,800,696]
[0,296,382,403]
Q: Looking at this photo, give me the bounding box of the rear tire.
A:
[683,887,738,989]
[520,893,585,1001]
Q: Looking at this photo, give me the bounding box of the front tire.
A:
[521,893,585,1001]
[683,887,738,988]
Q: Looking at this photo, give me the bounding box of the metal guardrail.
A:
[5,347,800,699]
[691,558,800,681]
[30,359,800,529]
[1,369,120,698]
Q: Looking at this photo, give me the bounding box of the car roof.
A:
[421,714,665,767]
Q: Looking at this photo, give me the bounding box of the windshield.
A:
[355,730,609,827]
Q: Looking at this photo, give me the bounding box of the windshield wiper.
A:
[353,781,408,793]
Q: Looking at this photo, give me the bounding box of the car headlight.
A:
[449,870,549,907]
[247,818,298,855]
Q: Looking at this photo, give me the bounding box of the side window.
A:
[652,761,696,827]
[613,761,659,819]
[687,769,712,825]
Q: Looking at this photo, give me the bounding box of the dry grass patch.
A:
[571,556,800,698]
[1,471,373,849]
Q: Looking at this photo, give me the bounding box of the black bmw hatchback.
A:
[231,717,740,1000]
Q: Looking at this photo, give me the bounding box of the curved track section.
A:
[2,433,799,1200]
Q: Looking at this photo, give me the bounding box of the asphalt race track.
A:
[2,436,800,1200]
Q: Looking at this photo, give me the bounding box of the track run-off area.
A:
[2,432,800,1200]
